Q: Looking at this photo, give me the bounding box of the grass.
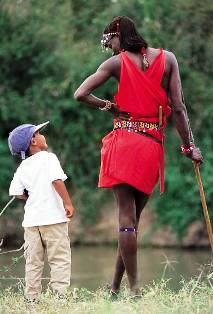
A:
[0,278,213,314]
[0,252,213,313]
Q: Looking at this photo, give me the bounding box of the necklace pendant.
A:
[143,55,149,68]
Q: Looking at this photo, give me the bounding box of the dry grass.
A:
[0,278,213,314]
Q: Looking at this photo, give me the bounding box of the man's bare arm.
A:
[168,52,203,163]
[74,56,119,110]
[168,52,193,147]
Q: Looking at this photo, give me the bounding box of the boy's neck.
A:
[29,147,46,156]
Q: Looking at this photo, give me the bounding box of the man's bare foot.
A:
[106,284,119,300]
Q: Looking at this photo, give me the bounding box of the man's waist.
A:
[114,119,159,131]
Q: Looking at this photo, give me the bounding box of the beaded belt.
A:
[113,119,162,144]
[114,120,159,132]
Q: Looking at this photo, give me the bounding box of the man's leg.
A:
[40,223,71,295]
[110,246,125,293]
[111,187,149,293]
[111,184,138,292]
[110,186,126,294]
[134,189,149,231]
[24,226,45,300]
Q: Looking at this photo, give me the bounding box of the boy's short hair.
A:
[8,121,49,159]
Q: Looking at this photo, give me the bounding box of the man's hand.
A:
[110,103,132,120]
[64,204,75,218]
[109,103,120,116]
[188,147,203,165]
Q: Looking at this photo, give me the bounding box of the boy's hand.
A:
[52,180,75,218]
[16,194,28,201]
[64,204,75,218]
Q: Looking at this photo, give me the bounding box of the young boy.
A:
[8,121,75,301]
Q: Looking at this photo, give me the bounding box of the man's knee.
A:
[119,214,135,228]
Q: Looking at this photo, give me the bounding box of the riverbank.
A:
[0,279,212,314]
[0,200,210,248]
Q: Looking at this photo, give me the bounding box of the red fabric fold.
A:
[99,48,171,194]
[114,49,171,119]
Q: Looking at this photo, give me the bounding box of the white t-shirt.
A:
[9,151,69,227]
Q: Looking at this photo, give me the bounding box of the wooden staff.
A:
[0,197,15,217]
[194,162,213,254]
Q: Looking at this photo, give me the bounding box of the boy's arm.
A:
[15,190,29,200]
[15,194,28,200]
[9,169,27,200]
[52,179,75,218]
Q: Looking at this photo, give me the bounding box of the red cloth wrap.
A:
[98,48,171,194]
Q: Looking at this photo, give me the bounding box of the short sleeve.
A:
[48,153,68,182]
[9,168,25,196]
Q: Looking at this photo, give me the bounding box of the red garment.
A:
[98,49,171,195]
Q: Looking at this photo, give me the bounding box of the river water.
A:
[0,246,211,291]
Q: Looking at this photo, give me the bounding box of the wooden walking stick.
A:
[193,162,213,254]
[0,197,15,217]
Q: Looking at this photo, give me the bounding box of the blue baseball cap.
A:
[8,121,49,159]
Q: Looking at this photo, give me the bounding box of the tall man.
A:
[74,16,203,295]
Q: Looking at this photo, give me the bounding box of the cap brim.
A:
[35,121,50,132]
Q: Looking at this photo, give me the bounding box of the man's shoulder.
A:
[99,55,121,70]
[163,49,177,63]
[147,47,176,62]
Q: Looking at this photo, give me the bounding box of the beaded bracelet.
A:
[180,143,195,155]
[99,100,113,111]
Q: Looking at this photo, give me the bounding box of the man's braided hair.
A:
[103,16,148,53]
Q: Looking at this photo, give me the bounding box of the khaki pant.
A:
[24,222,71,298]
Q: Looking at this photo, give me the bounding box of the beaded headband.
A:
[101,32,120,51]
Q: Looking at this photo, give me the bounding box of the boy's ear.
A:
[30,137,37,146]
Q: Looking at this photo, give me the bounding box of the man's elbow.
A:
[173,107,185,115]
[172,101,186,115]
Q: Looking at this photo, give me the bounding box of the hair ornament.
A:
[101,32,120,51]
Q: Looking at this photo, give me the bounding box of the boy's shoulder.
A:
[46,151,60,162]
[17,151,60,171]
[39,151,61,165]
[46,151,57,158]
[18,151,54,166]
[28,151,58,160]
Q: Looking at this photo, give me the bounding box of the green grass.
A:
[0,279,213,314]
